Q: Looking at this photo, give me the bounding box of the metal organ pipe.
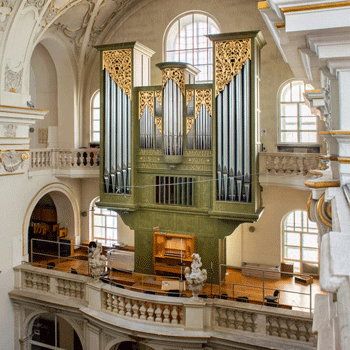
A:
[104,70,111,193]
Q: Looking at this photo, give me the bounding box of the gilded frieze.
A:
[139,91,154,119]
[155,117,162,134]
[103,49,132,98]
[215,39,251,96]
[195,89,212,118]
[155,90,162,106]
[161,68,185,95]
[186,89,194,106]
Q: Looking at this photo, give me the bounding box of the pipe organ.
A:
[95,32,265,282]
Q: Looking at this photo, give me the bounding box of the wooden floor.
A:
[32,249,324,312]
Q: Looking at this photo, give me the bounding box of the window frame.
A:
[282,210,319,274]
[278,80,319,145]
[90,197,118,247]
[163,11,220,83]
[90,90,100,143]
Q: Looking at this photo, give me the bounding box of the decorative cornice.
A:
[304,180,340,188]
[103,49,132,98]
[161,68,185,95]
[214,39,251,96]
[195,89,212,118]
[282,1,350,14]
[139,91,154,119]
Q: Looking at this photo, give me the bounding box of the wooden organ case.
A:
[95,32,265,283]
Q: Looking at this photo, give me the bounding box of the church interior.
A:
[0,0,349,349]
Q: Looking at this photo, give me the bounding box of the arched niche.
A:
[23,183,80,259]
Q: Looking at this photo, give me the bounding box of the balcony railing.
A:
[12,264,316,349]
[259,152,324,189]
[29,148,99,177]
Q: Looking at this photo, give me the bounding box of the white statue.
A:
[88,241,107,278]
[185,253,207,300]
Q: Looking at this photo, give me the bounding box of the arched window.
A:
[165,12,220,82]
[90,198,118,246]
[282,210,319,273]
[279,80,318,144]
[91,90,100,143]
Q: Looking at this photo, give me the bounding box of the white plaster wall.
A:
[226,185,311,267]
[29,43,58,149]
[0,173,81,350]
[83,0,293,151]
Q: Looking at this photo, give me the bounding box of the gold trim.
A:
[186,117,195,134]
[139,91,154,119]
[326,202,332,219]
[9,88,16,93]
[275,23,285,28]
[103,49,132,99]
[330,131,350,135]
[0,143,30,146]
[320,131,331,135]
[0,104,49,113]
[0,149,30,152]
[307,194,312,220]
[305,89,322,93]
[0,137,31,140]
[317,194,332,228]
[195,89,212,118]
[282,1,350,13]
[21,152,30,161]
[155,117,162,134]
[215,39,251,96]
[304,180,340,188]
[186,89,194,106]
[162,68,186,95]
[155,90,162,106]
[258,1,269,10]
[338,158,350,164]
[0,172,24,177]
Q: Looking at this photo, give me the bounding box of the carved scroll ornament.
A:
[186,89,194,106]
[139,91,154,119]
[186,117,195,134]
[161,68,185,95]
[155,90,162,106]
[0,150,30,172]
[103,49,132,98]
[215,39,251,96]
[195,89,212,118]
[155,117,162,134]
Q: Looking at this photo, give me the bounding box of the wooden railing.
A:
[13,264,316,349]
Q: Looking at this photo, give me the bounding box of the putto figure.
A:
[185,253,207,300]
[88,241,107,278]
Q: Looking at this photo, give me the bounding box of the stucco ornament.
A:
[4,123,17,137]
[0,150,29,172]
[88,241,107,278]
[185,253,207,300]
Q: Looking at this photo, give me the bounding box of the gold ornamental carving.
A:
[215,39,251,96]
[155,90,162,106]
[155,117,162,134]
[139,91,154,119]
[195,89,212,118]
[162,68,185,95]
[186,117,195,134]
[103,49,132,98]
[186,89,194,106]
[317,194,332,228]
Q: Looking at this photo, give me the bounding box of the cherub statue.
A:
[185,253,207,300]
[88,241,107,278]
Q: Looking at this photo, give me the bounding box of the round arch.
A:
[24,311,84,350]
[22,183,81,258]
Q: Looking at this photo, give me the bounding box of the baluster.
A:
[77,152,81,166]
[289,157,297,174]
[266,155,272,174]
[250,313,257,332]
[171,305,178,325]
[125,299,132,317]
[132,300,140,319]
[139,301,147,320]
[102,292,108,310]
[32,274,38,290]
[90,152,94,166]
[242,311,248,331]
[73,151,78,167]
[297,157,304,175]
[147,302,155,322]
[155,304,162,322]
[233,310,240,330]
[83,152,88,166]
[179,306,184,325]
[273,156,280,174]
[118,296,125,315]
[281,156,288,173]
[57,279,63,295]
[163,305,170,324]
[227,309,234,328]
[96,151,100,166]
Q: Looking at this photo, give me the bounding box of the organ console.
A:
[95,31,266,282]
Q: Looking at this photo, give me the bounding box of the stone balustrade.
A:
[12,264,316,349]
[259,152,323,190]
[29,148,99,177]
